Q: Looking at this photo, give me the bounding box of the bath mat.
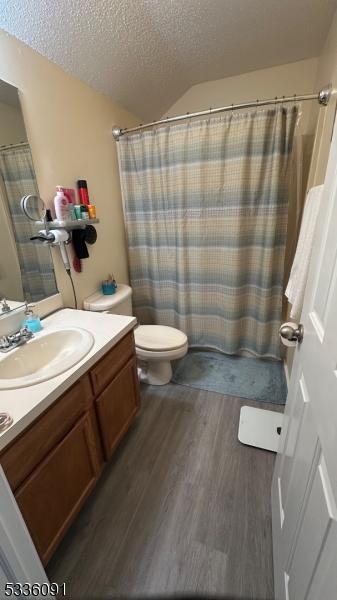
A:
[172,350,287,405]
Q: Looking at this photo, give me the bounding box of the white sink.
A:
[0,327,94,389]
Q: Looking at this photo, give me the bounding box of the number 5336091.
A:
[5,582,66,596]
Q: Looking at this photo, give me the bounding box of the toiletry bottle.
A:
[80,204,89,220]
[54,187,70,222]
[88,204,96,219]
[74,204,82,220]
[77,180,90,205]
[68,202,76,220]
[62,188,76,205]
[23,302,42,333]
[61,188,77,220]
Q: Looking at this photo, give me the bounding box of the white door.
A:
[0,466,48,600]
[272,114,337,599]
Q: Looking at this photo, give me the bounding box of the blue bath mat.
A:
[172,350,287,405]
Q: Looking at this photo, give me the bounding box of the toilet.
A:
[83,284,188,385]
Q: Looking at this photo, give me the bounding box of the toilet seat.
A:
[136,343,188,362]
[135,325,187,352]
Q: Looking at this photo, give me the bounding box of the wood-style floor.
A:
[47,383,282,599]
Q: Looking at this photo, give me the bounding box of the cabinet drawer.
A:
[0,374,93,491]
[95,356,140,459]
[15,409,102,565]
[90,331,135,396]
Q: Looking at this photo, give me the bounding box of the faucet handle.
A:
[20,326,33,339]
[0,336,10,348]
[0,298,10,313]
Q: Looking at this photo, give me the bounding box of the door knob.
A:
[279,323,304,344]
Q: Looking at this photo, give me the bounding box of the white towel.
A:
[285,184,323,319]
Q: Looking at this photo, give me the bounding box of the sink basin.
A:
[0,327,94,389]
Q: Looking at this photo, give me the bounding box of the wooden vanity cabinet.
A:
[0,329,140,565]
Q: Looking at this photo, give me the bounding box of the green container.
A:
[74,205,82,219]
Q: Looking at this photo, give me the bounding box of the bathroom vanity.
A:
[0,309,140,565]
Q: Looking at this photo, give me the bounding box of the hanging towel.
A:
[285,184,323,318]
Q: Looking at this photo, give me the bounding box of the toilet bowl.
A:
[135,324,188,385]
[83,285,188,385]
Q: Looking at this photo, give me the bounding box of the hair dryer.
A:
[30,228,70,271]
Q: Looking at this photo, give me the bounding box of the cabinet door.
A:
[95,356,140,459]
[1,374,93,491]
[15,410,102,565]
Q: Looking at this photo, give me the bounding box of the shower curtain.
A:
[0,145,58,302]
[117,106,299,359]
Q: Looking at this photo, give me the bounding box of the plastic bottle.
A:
[88,204,96,219]
[54,187,70,222]
[74,205,82,219]
[77,180,90,205]
[80,204,89,220]
[68,202,76,220]
[23,302,42,333]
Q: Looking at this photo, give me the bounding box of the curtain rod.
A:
[0,141,29,151]
[112,84,332,140]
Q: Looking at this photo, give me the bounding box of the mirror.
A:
[21,194,46,222]
[0,80,57,311]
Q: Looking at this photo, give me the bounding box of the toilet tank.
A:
[83,284,133,316]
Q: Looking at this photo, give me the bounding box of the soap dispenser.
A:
[23,302,42,333]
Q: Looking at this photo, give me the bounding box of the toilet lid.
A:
[135,325,187,351]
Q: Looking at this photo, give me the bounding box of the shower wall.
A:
[163,58,318,135]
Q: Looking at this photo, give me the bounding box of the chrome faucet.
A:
[0,326,34,353]
[0,298,10,313]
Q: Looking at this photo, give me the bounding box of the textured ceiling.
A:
[0,0,336,121]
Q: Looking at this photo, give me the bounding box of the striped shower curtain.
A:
[0,145,58,302]
[117,106,298,359]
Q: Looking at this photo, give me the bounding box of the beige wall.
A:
[307,10,337,187]
[164,58,319,135]
[0,100,27,146]
[0,30,139,307]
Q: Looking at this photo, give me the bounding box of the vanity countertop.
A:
[0,308,137,451]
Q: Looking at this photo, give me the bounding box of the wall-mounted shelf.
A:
[35,219,99,231]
